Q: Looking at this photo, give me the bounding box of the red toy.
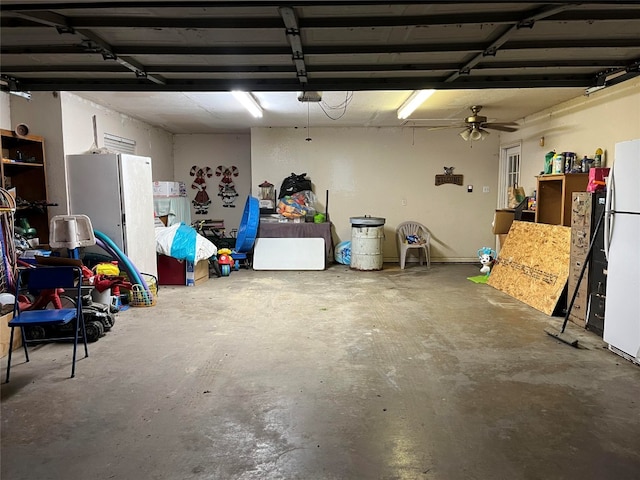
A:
[217,248,235,276]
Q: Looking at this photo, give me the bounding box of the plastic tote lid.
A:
[350,215,385,226]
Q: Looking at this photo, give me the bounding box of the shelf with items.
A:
[2,159,45,168]
[1,129,49,244]
[1,130,45,166]
[535,173,589,227]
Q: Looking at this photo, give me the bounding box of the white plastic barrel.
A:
[350,216,385,270]
[91,287,112,305]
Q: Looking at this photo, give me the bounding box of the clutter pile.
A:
[277,190,317,219]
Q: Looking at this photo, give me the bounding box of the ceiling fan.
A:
[430,105,519,141]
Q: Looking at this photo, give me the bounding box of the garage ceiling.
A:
[2,1,640,133]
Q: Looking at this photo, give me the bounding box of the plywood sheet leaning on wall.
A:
[487,221,571,315]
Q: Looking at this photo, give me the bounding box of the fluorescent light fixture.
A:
[397,89,436,119]
[231,91,263,118]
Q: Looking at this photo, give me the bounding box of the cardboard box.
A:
[1,312,21,358]
[493,210,515,234]
[153,181,184,197]
[186,259,209,286]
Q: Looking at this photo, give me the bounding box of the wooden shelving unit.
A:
[535,173,589,227]
[1,129,49,243]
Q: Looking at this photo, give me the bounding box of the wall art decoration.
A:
[216,165,240,208]
[190,165,213,214]
[435,166,463,186]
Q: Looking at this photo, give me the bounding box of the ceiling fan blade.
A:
[426,124,466,131]
[483,124,518,132]
[486,121,519,126]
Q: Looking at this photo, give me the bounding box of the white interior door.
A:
[498,144,521,208]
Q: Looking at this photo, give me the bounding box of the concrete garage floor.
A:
[1,263,640,480]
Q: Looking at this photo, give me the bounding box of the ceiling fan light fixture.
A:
[460,126,490,141]
[479,128,490,140]
[231,91,263,118]
[397,89,436,119]
[469,127,483,141]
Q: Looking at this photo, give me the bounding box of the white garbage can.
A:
[350,216,386,270]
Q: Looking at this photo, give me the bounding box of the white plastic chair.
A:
[396,221,431,269]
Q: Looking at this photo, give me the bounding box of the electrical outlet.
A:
[483,186,490,193]
[401,198,407,206]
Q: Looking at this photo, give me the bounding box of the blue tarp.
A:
[170,223,197,263]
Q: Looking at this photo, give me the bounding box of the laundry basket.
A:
[129,273,158,307]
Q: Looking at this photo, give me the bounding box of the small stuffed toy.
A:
[406,234,424,244]
[477,247,496,276]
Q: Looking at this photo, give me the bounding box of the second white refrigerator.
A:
[603,139,640,364]
[67,153,158,277]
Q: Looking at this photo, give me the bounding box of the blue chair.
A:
[5,266,88,382]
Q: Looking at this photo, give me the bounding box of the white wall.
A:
[173,134,251,231]
[0,91,11,130]
[60,92,173,180]
[10,92,66,217]
[8,80,636,261]
[251,127,501,262]
[9,92,174,218]
[501,78,640,197]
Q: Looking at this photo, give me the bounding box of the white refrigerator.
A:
[66,153,157,277]
[603,139,640,364]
